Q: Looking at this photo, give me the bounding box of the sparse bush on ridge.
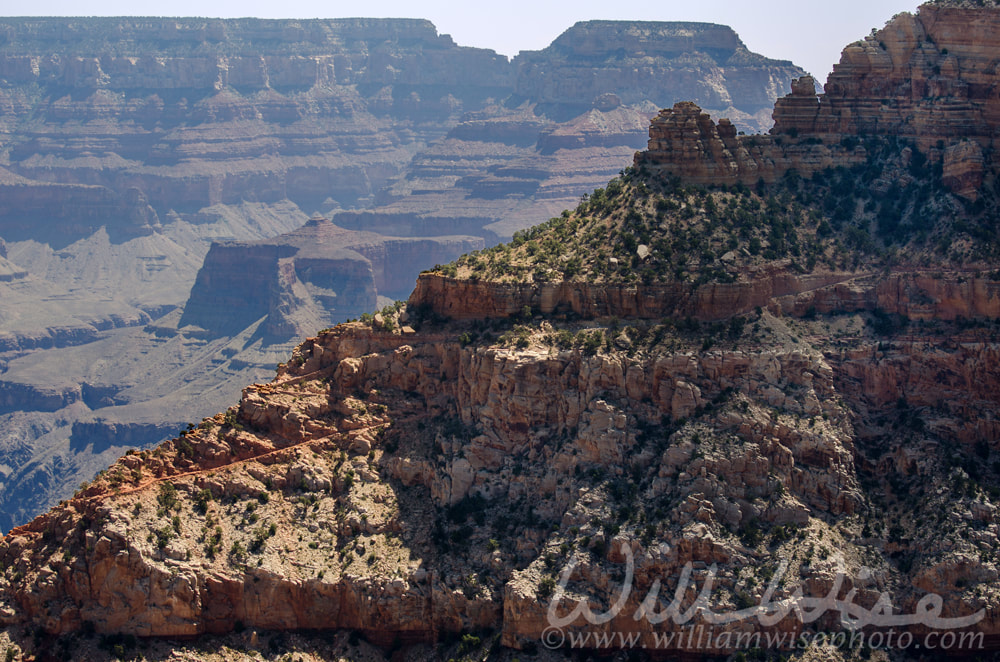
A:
[428,137,998,287]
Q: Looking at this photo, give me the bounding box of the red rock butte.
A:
[636,2,1000,200]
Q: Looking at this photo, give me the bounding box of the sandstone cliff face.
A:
[787,5,1000,151]
[638,4,1000,199]
[410,269,1000,325]
[636,97,866,187]
[408,269,858,321]
[0,303,996,655]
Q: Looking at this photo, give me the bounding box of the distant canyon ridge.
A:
[0,17,805,530]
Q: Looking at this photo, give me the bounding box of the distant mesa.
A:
[516,20,793,118]
[179,218,481,341]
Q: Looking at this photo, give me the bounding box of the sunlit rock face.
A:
[640,4,1000,200]
[5,8,1000,662]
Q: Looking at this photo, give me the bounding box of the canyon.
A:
[0,2,996,660]
[0,17,806,531]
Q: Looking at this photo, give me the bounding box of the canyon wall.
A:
[0,17,512,238]
[0,17,804,246]
[638,4,1000,200]
[0,304,996,653]
[0,16,807,532]
[0,5,998,659]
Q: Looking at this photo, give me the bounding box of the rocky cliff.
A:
[180,216,481,340]
[637,2,1000,201]
[1,5,998,661]
[0,280,997,658]
[0,16,807,532]
[514,21,794,124]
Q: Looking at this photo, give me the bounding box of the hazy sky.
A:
[5,0,920,84]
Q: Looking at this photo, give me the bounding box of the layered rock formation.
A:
[409,269,1000,325]
[0,5,997,659]
[0,17,802,246]
[1,5,999,661]
[0,314,864,639]
[0,281,996,657]
[0,17,511,234]
[636,97,868,187]
[638,2,1000,200]
[0,16,807,531]
[514,21,793,125]
[181,216,481,340]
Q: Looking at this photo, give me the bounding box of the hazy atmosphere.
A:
[9,0,917,85]
[1,0,999,658]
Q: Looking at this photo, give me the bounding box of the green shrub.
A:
[157,482,179,515]
[537,576,557,599]
[194,488,213,515]
[153,526,173,549]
